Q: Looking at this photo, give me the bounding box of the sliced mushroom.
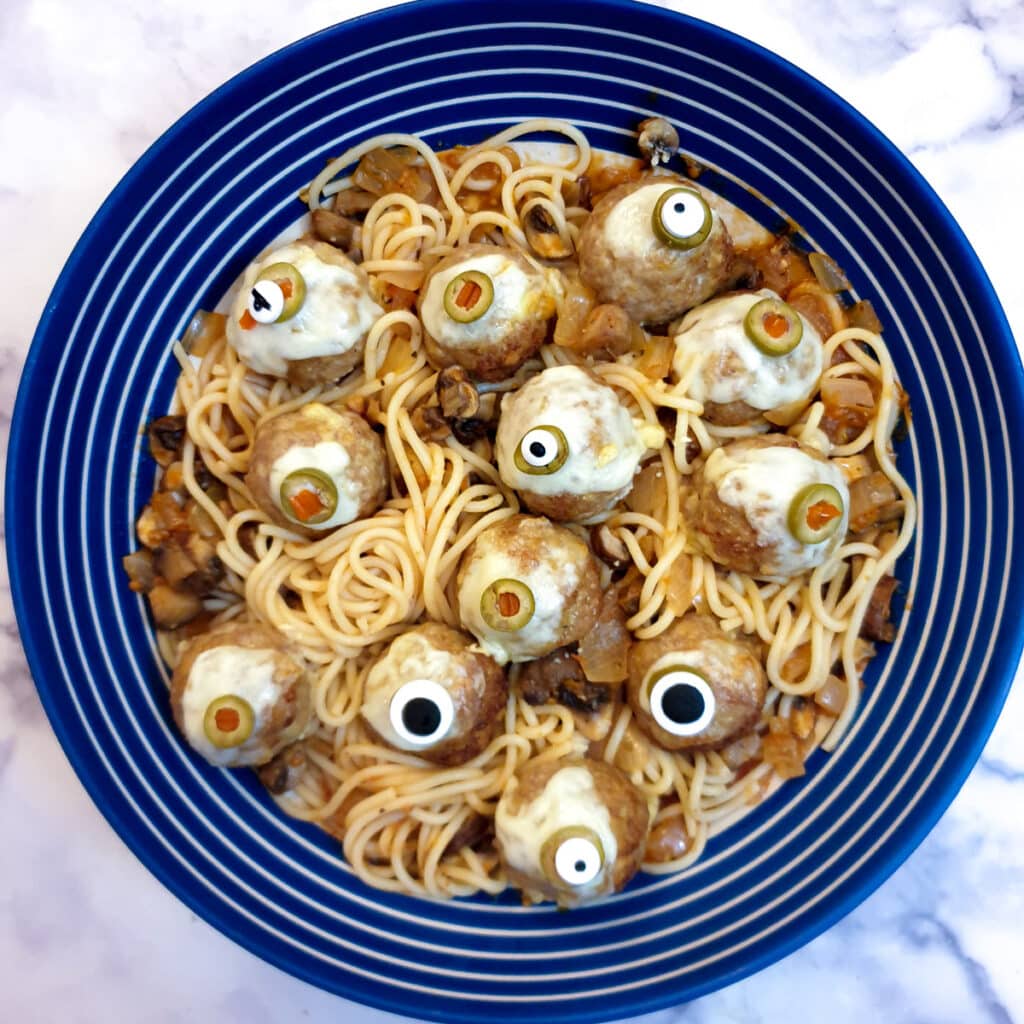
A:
[436,366,480,420]
[311,207,361,252]
[590,524,630,573]
[257,743,309,795]
[522,202,574,260]
[637,117,680,167]
[148,415,187,467]
[410,403,450,442]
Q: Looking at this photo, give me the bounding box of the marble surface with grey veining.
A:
[1,0,1021,1021]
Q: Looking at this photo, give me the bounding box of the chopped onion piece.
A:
[808,252,851,293]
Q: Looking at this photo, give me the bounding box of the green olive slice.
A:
[203,695,255,749]
[514,425,569,475]
[279,467,339,525]
[479,578,535,632]
[251,262,307,323]
[651,187,713,250]
[787,483,845,545]
[743,297,804,356]
[443,270,494,323]
[540,825,605,887]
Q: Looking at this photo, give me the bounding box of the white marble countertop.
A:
[2,0,1022,1021]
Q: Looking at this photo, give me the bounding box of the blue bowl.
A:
[8,1,1023,1020]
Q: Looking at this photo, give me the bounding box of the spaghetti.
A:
[136,119,916,899]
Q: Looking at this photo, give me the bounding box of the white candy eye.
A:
[389,679,455,746]
[553,835,604,886]
[648,667,716,736]
[247,279,285,324]
[651,187,713,250]
[514,425,569,475]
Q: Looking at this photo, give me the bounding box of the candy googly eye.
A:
[246,262,307,325]
[540,826,605,887]
[647,665,716,736]
[651,187,713,250]
[389,679,455,746]
[514,425,569,475]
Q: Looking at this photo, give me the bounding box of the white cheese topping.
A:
[182,646,284,766]
[420,252,549,349]
[602,181,720,260]
[703,444,850,577]
[226,241,381,376]
[458,545,581,665]
[268,441,361,530]
[362,632,473,751]
[495,766,618,897]
[495,365,660,501]
[672,289,823,412]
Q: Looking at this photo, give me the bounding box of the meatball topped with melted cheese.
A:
[672,289,825,426]
[578,176,735,325]
[456,515,601,665]
[495,365,665,522]
[684,435,850,579]
[627,613,766,751]
[170,621,312,768]
[227,240,382,387]
[360,623,508,766]
[495,757,650,907]
[419,243,557,382]
[245,402,388,536]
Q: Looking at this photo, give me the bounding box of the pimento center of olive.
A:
[214,706,241,732]
[807,499,841,530]
[497,591,521,617]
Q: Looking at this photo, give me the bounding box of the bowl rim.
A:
[7,0,1024,1020]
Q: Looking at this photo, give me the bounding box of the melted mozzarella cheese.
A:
[420,252,551,348]
[672,290,823,411]
[182,646,284,766]
[495,766,618,897]
[458,545,581,664]
[362,632,471,750]
[496,365,660,499]
[269,440,361,529]
[703,444,850,577]
[602,181,721,260]
[226,242,381,376]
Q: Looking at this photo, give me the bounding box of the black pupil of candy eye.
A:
[402,697,442,736]
[251,286,272,312]
[574,859,586,873]
[529,440,547,458]
[662,683,705,724]
[673,201,686,215]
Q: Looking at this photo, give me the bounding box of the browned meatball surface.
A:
[359,622,508,766]
[495,757,650,906]
[682,434,851,579]
[170,620,312,767]
[456,515,602,664]
[418,243,556,382]
[627,613,766,751]
[245,402,388,535]
[578,176,735,325]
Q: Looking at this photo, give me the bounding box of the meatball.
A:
[245,402,388,535]
[226,239,381,386]
[170,620,312,767]
[684,435,850,578]
[456,515,601,664]
[577,176,734,325]
[672,289,824,426]
[627,613,766,751]
[418,243,557,382]
[359,622,508,766]
[495,365,665,522]
[495,757,650,906]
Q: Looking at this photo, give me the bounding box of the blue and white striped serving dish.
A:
[8,1,1023,1020]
